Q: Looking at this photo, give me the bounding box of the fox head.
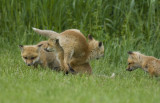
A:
[19,44,43,66]
[37,41,50,49]
[44,38,60,52]
[126,51,143,71]
[88,35,104,60]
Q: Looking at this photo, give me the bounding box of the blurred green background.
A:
[1,0,160,103]
[1,0,160,60]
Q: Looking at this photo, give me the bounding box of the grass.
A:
[0,50,160,103]
[1,0,160,103]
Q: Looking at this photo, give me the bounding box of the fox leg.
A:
[40,61,48,69]
[63,49,74,73]
[148,67,155,77]
[57,51,65,71]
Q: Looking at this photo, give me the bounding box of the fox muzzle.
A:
[26,63,33,66]
[126,68,133,71]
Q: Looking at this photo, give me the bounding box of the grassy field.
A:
[0,49,160,103]
[1,0,160,103]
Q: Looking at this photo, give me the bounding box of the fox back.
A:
[126,51,160,76]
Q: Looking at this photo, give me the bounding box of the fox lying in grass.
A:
[19,41,60,70]
[126,51,160,77]
[32,28,104,73]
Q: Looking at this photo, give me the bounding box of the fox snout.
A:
[126,68,133,71]
[27,63,32,66]
[25,60,34,66]
[26,63,33,66]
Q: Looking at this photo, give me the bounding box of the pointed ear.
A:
[55,39,59,44]
[37,44,43,47]
[88,34,93,40]
[19,45,23,51]
[37,44,43,51]
[98,42,103,47]
[56,39,59,43]
[128,51,133,55]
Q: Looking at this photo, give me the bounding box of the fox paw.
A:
[68,64,75,74]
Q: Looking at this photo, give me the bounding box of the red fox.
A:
[126,51,160,77]
[46,38,92,74]
[19,41,60,70]
[32,28,104,73]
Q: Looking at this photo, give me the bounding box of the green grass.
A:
[0,50,160,103]
[1,0,160,103]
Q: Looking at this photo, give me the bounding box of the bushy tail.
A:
[32,27,59,38]
[68,29,81,33]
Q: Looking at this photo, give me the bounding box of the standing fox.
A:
[19,41,60,70]
[32,28,104,73]
[126,51,160,77]
[46,38,92,74]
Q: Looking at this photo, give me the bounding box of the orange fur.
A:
[46,38,92,74]
[19,41,60,70]
[33,28,104,73]
[126,51,160,77]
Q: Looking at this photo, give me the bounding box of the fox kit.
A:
[73,63,92,74]
[46,38,92,74]
[19,41,60,70]
[37,41,60,70]
[126,51,160,77]
[32,27,104,73]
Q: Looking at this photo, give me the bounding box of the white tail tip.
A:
[32,27,38,31]
[110,73,115,78]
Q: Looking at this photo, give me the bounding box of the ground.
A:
[0,48,160,103]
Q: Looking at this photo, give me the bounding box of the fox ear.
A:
[19,45,23,51]
[37,44,43,47]
[99,42,103,47]
[56,39,59,44]
[88,34,93,40]
[128,51,133,55]
[55,39,60,45]
[37,44,43,51]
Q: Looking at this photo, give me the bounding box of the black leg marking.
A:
[68,64,75,74]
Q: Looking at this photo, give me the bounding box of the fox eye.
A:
[24,57,27,59]
[128,63,131,65]
[31,57,36,60]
